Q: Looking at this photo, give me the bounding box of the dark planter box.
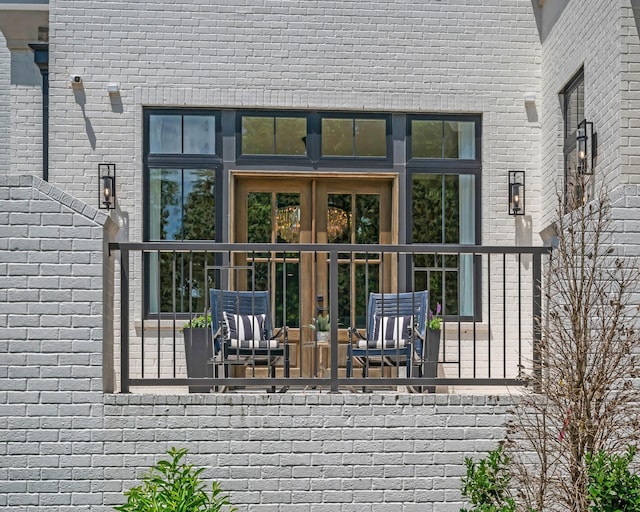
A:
[182,327,213,393]
[423,328,441,392]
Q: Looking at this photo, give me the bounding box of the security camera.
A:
[70,75,82,85]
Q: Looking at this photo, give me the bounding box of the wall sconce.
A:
[508,170,525,216]
[577,119,595,175]
[106,83,120,95]
[98,163,116,210]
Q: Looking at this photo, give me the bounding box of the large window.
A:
[408,115,481,319]
[562,69,585,210]
[144,111,222,314]
[143,109,481,319]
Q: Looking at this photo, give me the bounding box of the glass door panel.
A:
[234,174,394,371]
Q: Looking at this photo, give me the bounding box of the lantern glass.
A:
[98,163,116,210]
[508,171,525,216]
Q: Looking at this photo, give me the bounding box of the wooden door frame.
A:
[230,170,399,369]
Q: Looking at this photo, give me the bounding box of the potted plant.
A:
[306,314,330,342]
[424,303,442,392]
[181,313,213,393]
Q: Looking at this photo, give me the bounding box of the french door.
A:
[233,173,395,336]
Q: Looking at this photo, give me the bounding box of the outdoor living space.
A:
[110,242,547,396]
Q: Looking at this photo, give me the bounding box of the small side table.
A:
[303,338,330,378]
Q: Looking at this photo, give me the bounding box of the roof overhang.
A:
[0,1,49,49]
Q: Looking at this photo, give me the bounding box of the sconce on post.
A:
[577,119,595,175]
[98,163,116,210]
[508,170,525,216]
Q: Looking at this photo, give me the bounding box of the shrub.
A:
[587,446,640,512]
[460,446,516,512]
[115,447,235,512]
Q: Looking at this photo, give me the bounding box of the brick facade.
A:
[47,0,542,248]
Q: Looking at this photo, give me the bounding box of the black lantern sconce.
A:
[577,119,595,175]
[508,170,525,216]
[98,163,116,210]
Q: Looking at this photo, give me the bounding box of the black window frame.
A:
[235,110,393,169]
[141,108,482,320]
[562,68,585,211]
[143,108,223,318]
[406,114,483,322]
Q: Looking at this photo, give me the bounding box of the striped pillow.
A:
[223,312,266,341]
[374,315,412,344]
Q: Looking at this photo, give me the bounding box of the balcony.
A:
[109,242,549,394]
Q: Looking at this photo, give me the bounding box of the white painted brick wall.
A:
[0,175,512,510]
[538,0,639,228]
[47,0,542,250]
[9,49,43,177]
[0,32,9,175]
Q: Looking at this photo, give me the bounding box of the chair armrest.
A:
[271,326,289,344]
[412,323,425,341]
[211,326,223,354]
[349,327,366,341]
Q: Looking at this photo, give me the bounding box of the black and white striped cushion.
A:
[357,315,412,349]
[223,312,265,341]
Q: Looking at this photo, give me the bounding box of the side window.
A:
[562,70,585,211]
[408,116,481,319]
[144,111,221,315]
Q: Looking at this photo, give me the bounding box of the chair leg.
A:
[269,366,276,393]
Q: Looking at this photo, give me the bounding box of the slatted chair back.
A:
[365,291,428,356]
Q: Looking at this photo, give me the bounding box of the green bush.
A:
[115,447,235,512]
[180,313,212,332]
[587,446,640,512]
[460,446,516,512]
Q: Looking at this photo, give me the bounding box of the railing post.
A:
[120,248,130,393]
[532,251,542,389]
[329,250,339,393]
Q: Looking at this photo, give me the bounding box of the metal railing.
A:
[109,242,550,393]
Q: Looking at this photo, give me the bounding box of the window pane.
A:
[412,120,442,158]
[149,168,181,241]
[182,169,215,240]
[355,119,386,157]
[242,117,274,155]
[150,115,182,154]
[248,192,272,243]
[275,262,300,328]
[443,175,460,243]
[152,251,215,314]
[355,194,380,244]
[412,174,443,243]
[354,262,378,329]
[444,121,475,159]
[276,193,301,243]
[327,194,352,243]
[565,80,583,138]
[183,115,216,154]
[275,117,307,155]
[322,118,353,156]
[564,148,585,210]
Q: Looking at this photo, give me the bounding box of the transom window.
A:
[238,112,391,163]
[149,113,218,155]
[411,119,476,159]
[241,115,307,156]
[321,117,387,158]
